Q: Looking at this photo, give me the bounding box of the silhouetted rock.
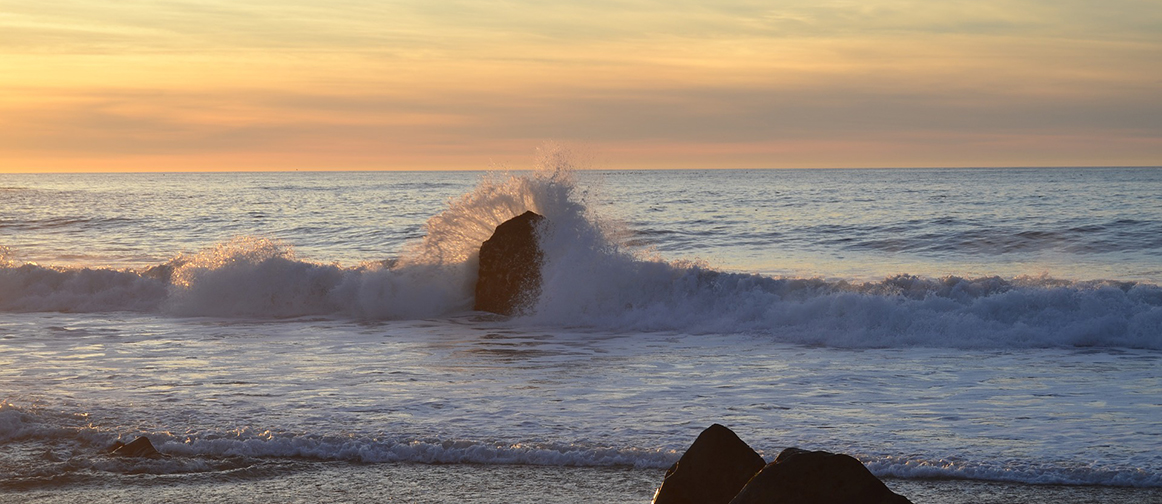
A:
[729,448,913,504]
[108,436,160,458]
[474,211,545,315]
[652,424,766,504]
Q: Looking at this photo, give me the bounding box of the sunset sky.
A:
[1,0,1159,172]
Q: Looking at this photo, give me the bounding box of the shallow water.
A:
[3,314,1160,489]
[4,464,1160,504]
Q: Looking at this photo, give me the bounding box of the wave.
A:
[530,264,1162,349]
[3,404,1158,488]
[0,403,676,484]
[2,158,1160,350]
[864,454,1162,488]
[834,219,1162,255]
[0,216,135,232]
[0,262,170,313]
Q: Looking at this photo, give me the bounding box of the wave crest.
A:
[2,160,1160,349]
[530,260,1162,349]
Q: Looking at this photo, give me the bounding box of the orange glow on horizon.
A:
[2,1,1159,172]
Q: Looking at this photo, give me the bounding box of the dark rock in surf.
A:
[652,424,766,504]
[474,211,545,315]
[108,436,160,458]
[729,448,913,504]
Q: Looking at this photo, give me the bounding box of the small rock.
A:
[729,447,913,504]
[652,424,766,504]
[108,436,160,458]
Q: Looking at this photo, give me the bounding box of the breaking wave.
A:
[1,157,1160,350]
[3,404,1158,488]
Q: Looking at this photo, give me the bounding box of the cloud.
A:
[1,0,1159,170]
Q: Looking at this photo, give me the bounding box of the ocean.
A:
[2,163,1161,503]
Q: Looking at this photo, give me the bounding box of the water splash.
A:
[401,145,598,267]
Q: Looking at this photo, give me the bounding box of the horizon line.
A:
[3,165,1160,175]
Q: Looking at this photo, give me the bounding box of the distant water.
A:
[2,165,1161,502]
[3,167,1161,282]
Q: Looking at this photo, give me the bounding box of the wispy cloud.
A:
[1,0,1159,170]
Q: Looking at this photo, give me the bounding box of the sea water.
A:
[2,162,1161,502]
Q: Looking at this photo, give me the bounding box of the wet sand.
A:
[5,462,1160,503]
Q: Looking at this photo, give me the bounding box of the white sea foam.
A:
[158,433,677,468]
[5,403,1158,488]
[864,455,1162,488]
[0,403,677,470]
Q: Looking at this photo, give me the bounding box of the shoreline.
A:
[4,462,1160,504]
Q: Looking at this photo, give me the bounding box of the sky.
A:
[1,0,1160,172]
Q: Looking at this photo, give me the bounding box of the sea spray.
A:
[401,146,602,267]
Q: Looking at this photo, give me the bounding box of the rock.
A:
[108,436,160,458]
[729,448,913,504]
[474,211,545,315]
[652,424,766,504]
